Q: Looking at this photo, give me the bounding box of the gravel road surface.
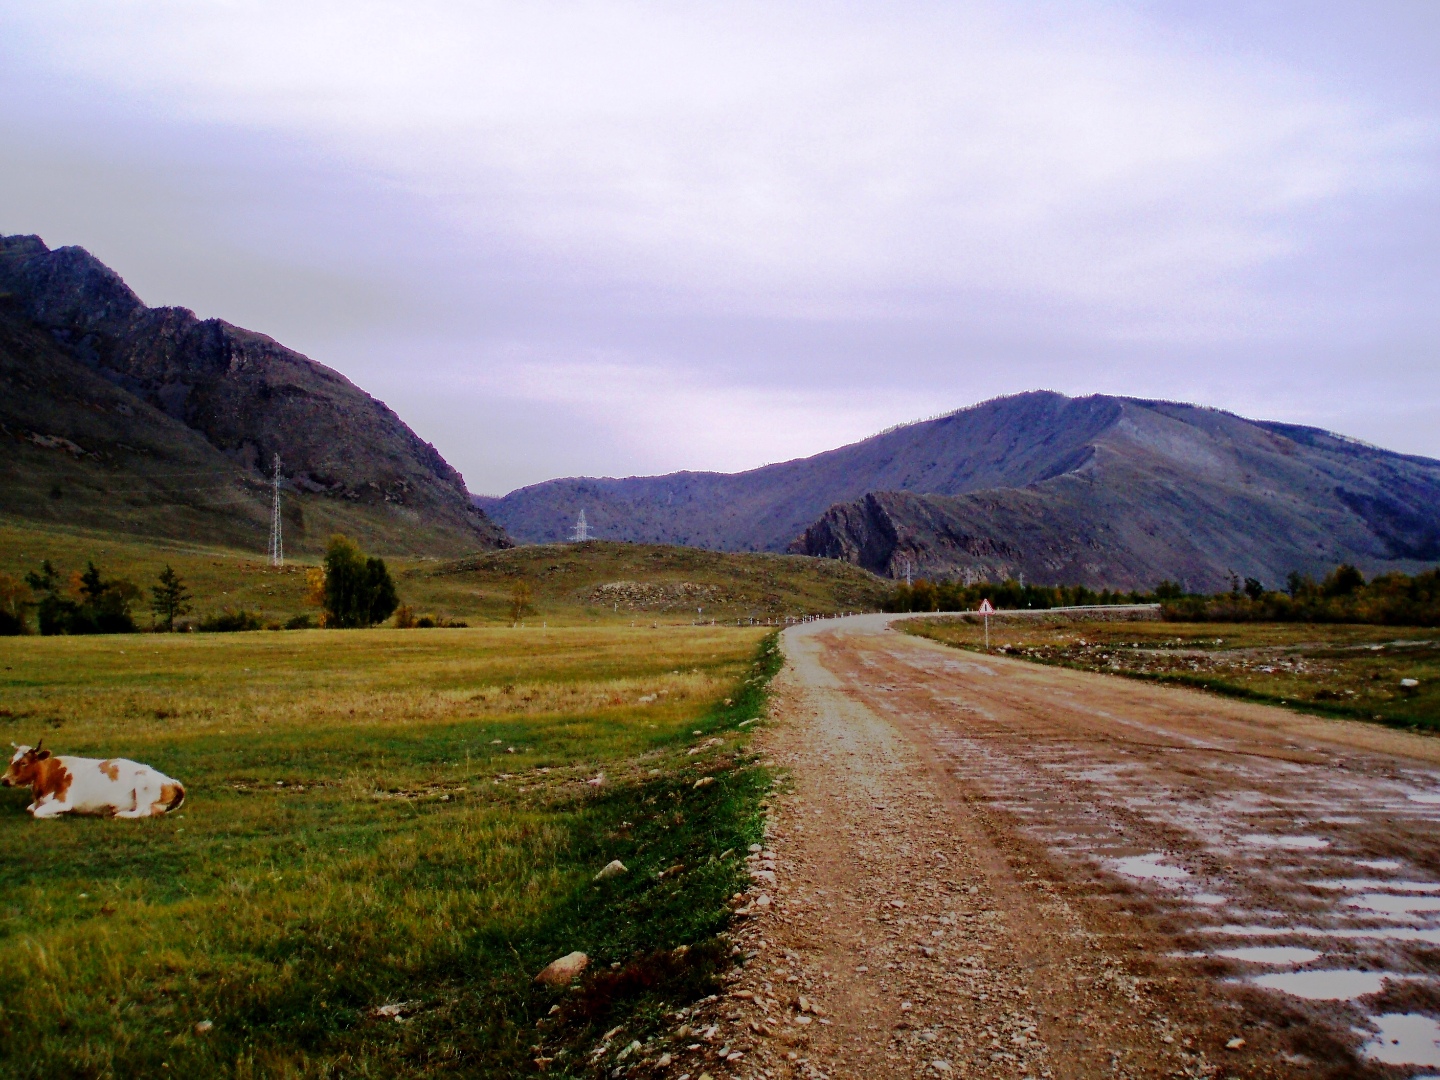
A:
[692,614,1440,1080]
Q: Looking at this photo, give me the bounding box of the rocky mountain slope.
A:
[484,392,1440,591]
[0,235,509,555]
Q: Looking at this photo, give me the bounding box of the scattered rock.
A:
[586,774,605,787]
[694,776,716,789]
[193,1020,214,1035]
[370,1001,420,1021]
[594,860,628,881]
[535,951,589,986]
[1225,1037,1246,1050]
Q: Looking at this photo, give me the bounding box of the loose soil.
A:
[678,615,1440,1080]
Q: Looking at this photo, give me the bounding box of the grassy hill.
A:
[0,525,888,630]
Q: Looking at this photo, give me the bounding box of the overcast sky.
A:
[3,2,1438,494]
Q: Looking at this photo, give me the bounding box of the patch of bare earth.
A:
[654,614,1440,1080]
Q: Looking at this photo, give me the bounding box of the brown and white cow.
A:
[2,743,186,819]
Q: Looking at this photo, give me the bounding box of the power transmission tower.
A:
[569,508,593,542]
[268,454,283,567]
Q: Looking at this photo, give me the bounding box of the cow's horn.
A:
[34,739,43,753]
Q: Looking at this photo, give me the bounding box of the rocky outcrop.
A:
[0,234,509,552]
[790,491,1026,579]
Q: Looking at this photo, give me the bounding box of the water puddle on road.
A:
[1310,879,1440,893]
[1360,1013,1440,1067]
[1346,894,1440,917]
[1245,969,1400,1000]
[1240,834,1329,850]
[1110,853,1189,881]
[1215,946,1321,966]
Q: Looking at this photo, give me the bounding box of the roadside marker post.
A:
[978,598,994,649]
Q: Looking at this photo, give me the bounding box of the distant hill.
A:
[0,235,509,556]
[417,540,889,621]
[482,392,1440,592]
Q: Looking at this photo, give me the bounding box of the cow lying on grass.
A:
[2,743,186,819]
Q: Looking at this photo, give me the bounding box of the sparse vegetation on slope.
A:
[0,525,887,631]
[416,540,889,624]
[0,625,779,1077]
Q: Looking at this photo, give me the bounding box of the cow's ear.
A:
[35,749,51,760]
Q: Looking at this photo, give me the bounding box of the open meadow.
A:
[904,616,1439,732]
[0,623,775,1078]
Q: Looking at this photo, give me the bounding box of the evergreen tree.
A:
[150,565,192,631]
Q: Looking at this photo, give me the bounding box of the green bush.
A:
[198,608,265,633]
[25,560,138,634]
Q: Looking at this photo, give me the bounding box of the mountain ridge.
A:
[481,391,1440,591]
[0,234,509,555]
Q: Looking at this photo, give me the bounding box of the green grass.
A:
[0,625,779,1078]
[0,521,887,629]
[904,618,1440,733]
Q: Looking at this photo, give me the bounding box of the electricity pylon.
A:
[569,508,593,542]
[268,454,283,567]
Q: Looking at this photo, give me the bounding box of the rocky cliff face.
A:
[0,234,509,553]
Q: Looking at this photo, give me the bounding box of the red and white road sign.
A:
[978,599,994,614]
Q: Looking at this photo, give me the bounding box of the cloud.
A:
[2,1,1438,489]
[11,3,1429,316]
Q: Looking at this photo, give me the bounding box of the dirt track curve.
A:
[698,614,1440,1080]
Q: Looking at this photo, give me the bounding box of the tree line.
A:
[0,535,401,636]
[1159,565,1440,626]
[883,564,1440,626]
[884,579,1153,613]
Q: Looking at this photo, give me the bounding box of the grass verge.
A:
[0,627,782,1078]
[901,617,1439,733]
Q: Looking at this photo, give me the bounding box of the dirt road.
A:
[697,615,1440,1080]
